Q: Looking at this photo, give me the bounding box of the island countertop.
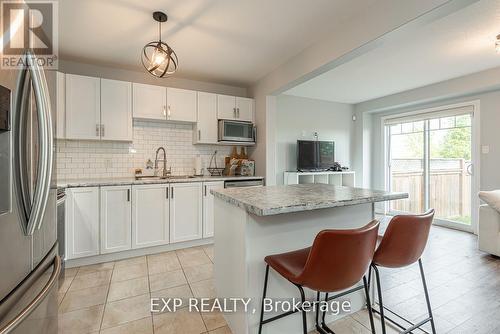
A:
[211,184,408,216]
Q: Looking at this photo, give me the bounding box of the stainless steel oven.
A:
[218,120,256,144]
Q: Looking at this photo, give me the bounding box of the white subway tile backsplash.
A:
[57,120,232,179]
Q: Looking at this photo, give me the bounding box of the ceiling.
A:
[284,0,500,104]
[59,0,376,87]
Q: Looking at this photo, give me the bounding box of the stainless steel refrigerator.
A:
[0,51,59,334]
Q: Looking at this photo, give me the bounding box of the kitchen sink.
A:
[168,175,198,179]
[135,175,198,180]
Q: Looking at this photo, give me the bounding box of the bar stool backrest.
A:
[296,220,379,292]
[373,209,435,268]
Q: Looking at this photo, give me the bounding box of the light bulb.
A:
[152,50,166,66]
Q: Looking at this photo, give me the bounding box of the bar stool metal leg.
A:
[419,259,437,334]
[363,275,376,334]
[258,265,270,334]
[296,285,308,334]
[372,264,387,334]
[315,292,323,333]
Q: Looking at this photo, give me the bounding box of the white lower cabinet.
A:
[100,186,132,254]
[170,183,203,243]
[66,187,100,259]
[202,181,224,238]
[66,181,213,261]
[132,184,170,249]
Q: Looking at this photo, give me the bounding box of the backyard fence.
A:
[390,159,471,219]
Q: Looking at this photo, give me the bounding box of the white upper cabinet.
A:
[101,79,133,141]
[133,83,166,120]
[217,94,237,120]
[236,97,254,122]
[132,184,170,249]
[65,74,100,140]
[166,87,197,122]
[202,181,224,238]
[100,186,132,254]
[170,183,203,243]
[217,95,254,122]
[56,72,65,139]
[194,92,217,144]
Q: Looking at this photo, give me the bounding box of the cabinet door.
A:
[65,74,100,140]
[56,72,65,139]
[194,92,217,144]
[166,87,197,122]
[132,184,169,249]
[132,83,166,120]
[101,79,133,141]
[202,181,224,238]
[100,186,132,254]
[170,183,202,243]
[217,94,236,120]
[66,187,99,259]
[236,97,254,122]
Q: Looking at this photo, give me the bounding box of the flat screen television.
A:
[297,140,335,171]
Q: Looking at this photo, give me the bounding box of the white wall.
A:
[248,0,455,183]
[275,95,353,184]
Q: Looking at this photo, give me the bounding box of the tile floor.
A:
[58,221,500,334]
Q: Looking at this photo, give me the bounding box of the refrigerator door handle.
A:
[13,51,53,235]
[0,255,60,334]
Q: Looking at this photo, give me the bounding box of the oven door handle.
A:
[0,255,61,334]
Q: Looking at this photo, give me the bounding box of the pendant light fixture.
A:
[141,11,178,78]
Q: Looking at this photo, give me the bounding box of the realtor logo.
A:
[1,0,58,69]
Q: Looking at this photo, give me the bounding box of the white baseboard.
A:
[65,237,214,268]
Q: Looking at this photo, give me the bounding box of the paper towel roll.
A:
[194,155,203,175]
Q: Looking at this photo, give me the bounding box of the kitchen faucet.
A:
[154,147,171,178]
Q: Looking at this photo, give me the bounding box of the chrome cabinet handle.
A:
[13,51,53,235]
[167,105,171,119]
[96,124,100,137]
[0,255,61,334]
[233,107,236,118]
[198,130,201,141]
[166,187,169,199]
[127,188,130,202]
[163,105,166,117]
[171,187,174,199]
[101,124,104,137]
[204,185,207,196]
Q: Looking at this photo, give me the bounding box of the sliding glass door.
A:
[386,107,475,232]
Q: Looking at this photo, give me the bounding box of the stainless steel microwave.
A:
[218,120,256,143]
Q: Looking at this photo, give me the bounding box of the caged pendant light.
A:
[141,11,178,78]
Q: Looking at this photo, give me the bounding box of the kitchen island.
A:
[211,184,407,334]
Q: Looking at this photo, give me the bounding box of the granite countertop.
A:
[57,175,264,188]
[211,184,408,216]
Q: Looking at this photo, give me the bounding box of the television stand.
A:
[284,170,355,186]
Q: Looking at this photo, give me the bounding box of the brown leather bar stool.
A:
[258,220,380,334]
[370,210,436,334]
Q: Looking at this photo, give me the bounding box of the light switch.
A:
[482,145,490,154]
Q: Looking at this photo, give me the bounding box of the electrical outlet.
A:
[482,145,490,154]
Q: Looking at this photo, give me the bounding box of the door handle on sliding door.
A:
[13,51,53,236]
